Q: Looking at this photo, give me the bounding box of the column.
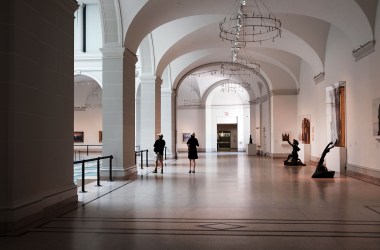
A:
[0,0,78,233]
[139,76,162,158]
[171,91,178,159]
[161,90,173,158]
[101,48,137,178]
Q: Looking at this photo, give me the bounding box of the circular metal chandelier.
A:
[219,0,281,45]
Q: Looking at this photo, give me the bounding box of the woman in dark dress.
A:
[187,132,199,173]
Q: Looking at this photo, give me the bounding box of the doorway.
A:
[217,124,238,151]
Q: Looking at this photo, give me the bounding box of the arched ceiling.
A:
[112,0,376,96]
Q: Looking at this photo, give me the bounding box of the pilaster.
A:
[100,47,137,179]
[138,76,162,158]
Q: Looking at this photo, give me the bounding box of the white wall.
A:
[260,99,271,154]
[74,110,102,145]
[177,107,205,152]
[297,7,380,175]
[176,104,251,152]
[271,95,298,157]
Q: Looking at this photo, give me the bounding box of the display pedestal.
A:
[299,144,311,163]
[247,144,257,156]
[326,147,347,173]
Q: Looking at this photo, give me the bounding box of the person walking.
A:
[187,132,199,173]
[153,133,165,174]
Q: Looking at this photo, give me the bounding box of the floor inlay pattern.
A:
[32,217,380,238]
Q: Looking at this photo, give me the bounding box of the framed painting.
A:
[182,133,191,142]
[74,131,84,143]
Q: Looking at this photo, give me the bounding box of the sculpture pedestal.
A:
[299,144,311,163]
[326,147,347,173]
[247,144,257,156]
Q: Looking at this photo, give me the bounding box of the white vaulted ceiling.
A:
[100,0,376,99]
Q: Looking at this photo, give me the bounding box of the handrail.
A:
[135,149,148,169]
[74,155,113,193]
[74,144,102,156]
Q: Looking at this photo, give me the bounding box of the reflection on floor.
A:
[2,152,380,250]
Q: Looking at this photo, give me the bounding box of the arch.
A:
[74,74,102,108]
[174,62,271,97]
[124,0,373,54]
[74,72,103,88]
[153,20,324,81]
[99,0,123,47]
[138,33,156,76]
[202,79,252,106]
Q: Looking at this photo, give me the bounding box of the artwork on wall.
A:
[299,115,311,144]
[326,82,346,147]
[182,133,191,142]
[373,98,380,136]
[99,131,102,143]
[281,131,290,142]
[74,131,84,143]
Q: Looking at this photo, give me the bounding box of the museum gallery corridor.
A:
[1,153,380,250]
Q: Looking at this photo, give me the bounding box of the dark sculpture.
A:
[249,135,253,144]
[284,139,306,166]
[311,142,335,178]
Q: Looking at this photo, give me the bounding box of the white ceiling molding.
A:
[352,40,376,62]
[313,72,325,84]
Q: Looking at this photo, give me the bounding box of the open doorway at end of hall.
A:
[217,124,238,151]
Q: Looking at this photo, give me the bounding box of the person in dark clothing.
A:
[153,133,165,174]
[187,132,199,173]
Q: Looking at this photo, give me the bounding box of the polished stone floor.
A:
[1,152,380,249]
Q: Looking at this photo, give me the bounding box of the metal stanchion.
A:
[96,157,101,187]
[109,155,113,181]
[146,150,149,167]
[80,160,86,193]
[140,151,144,169]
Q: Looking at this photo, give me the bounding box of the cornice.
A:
[352,40,376,61]
[313,72,325,84]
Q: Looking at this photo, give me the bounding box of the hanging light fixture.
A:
[219,0,281,45]
[220,46,260,76]
[221,82,251,93]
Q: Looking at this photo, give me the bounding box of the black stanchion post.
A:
[141,151,143,169]
[109,155,113,181]
[87,145,89,156]
[81,160,86,193]
[96,157,101,186]
[146,150,148,167]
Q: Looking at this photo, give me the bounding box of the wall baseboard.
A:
[346,163,380,186]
